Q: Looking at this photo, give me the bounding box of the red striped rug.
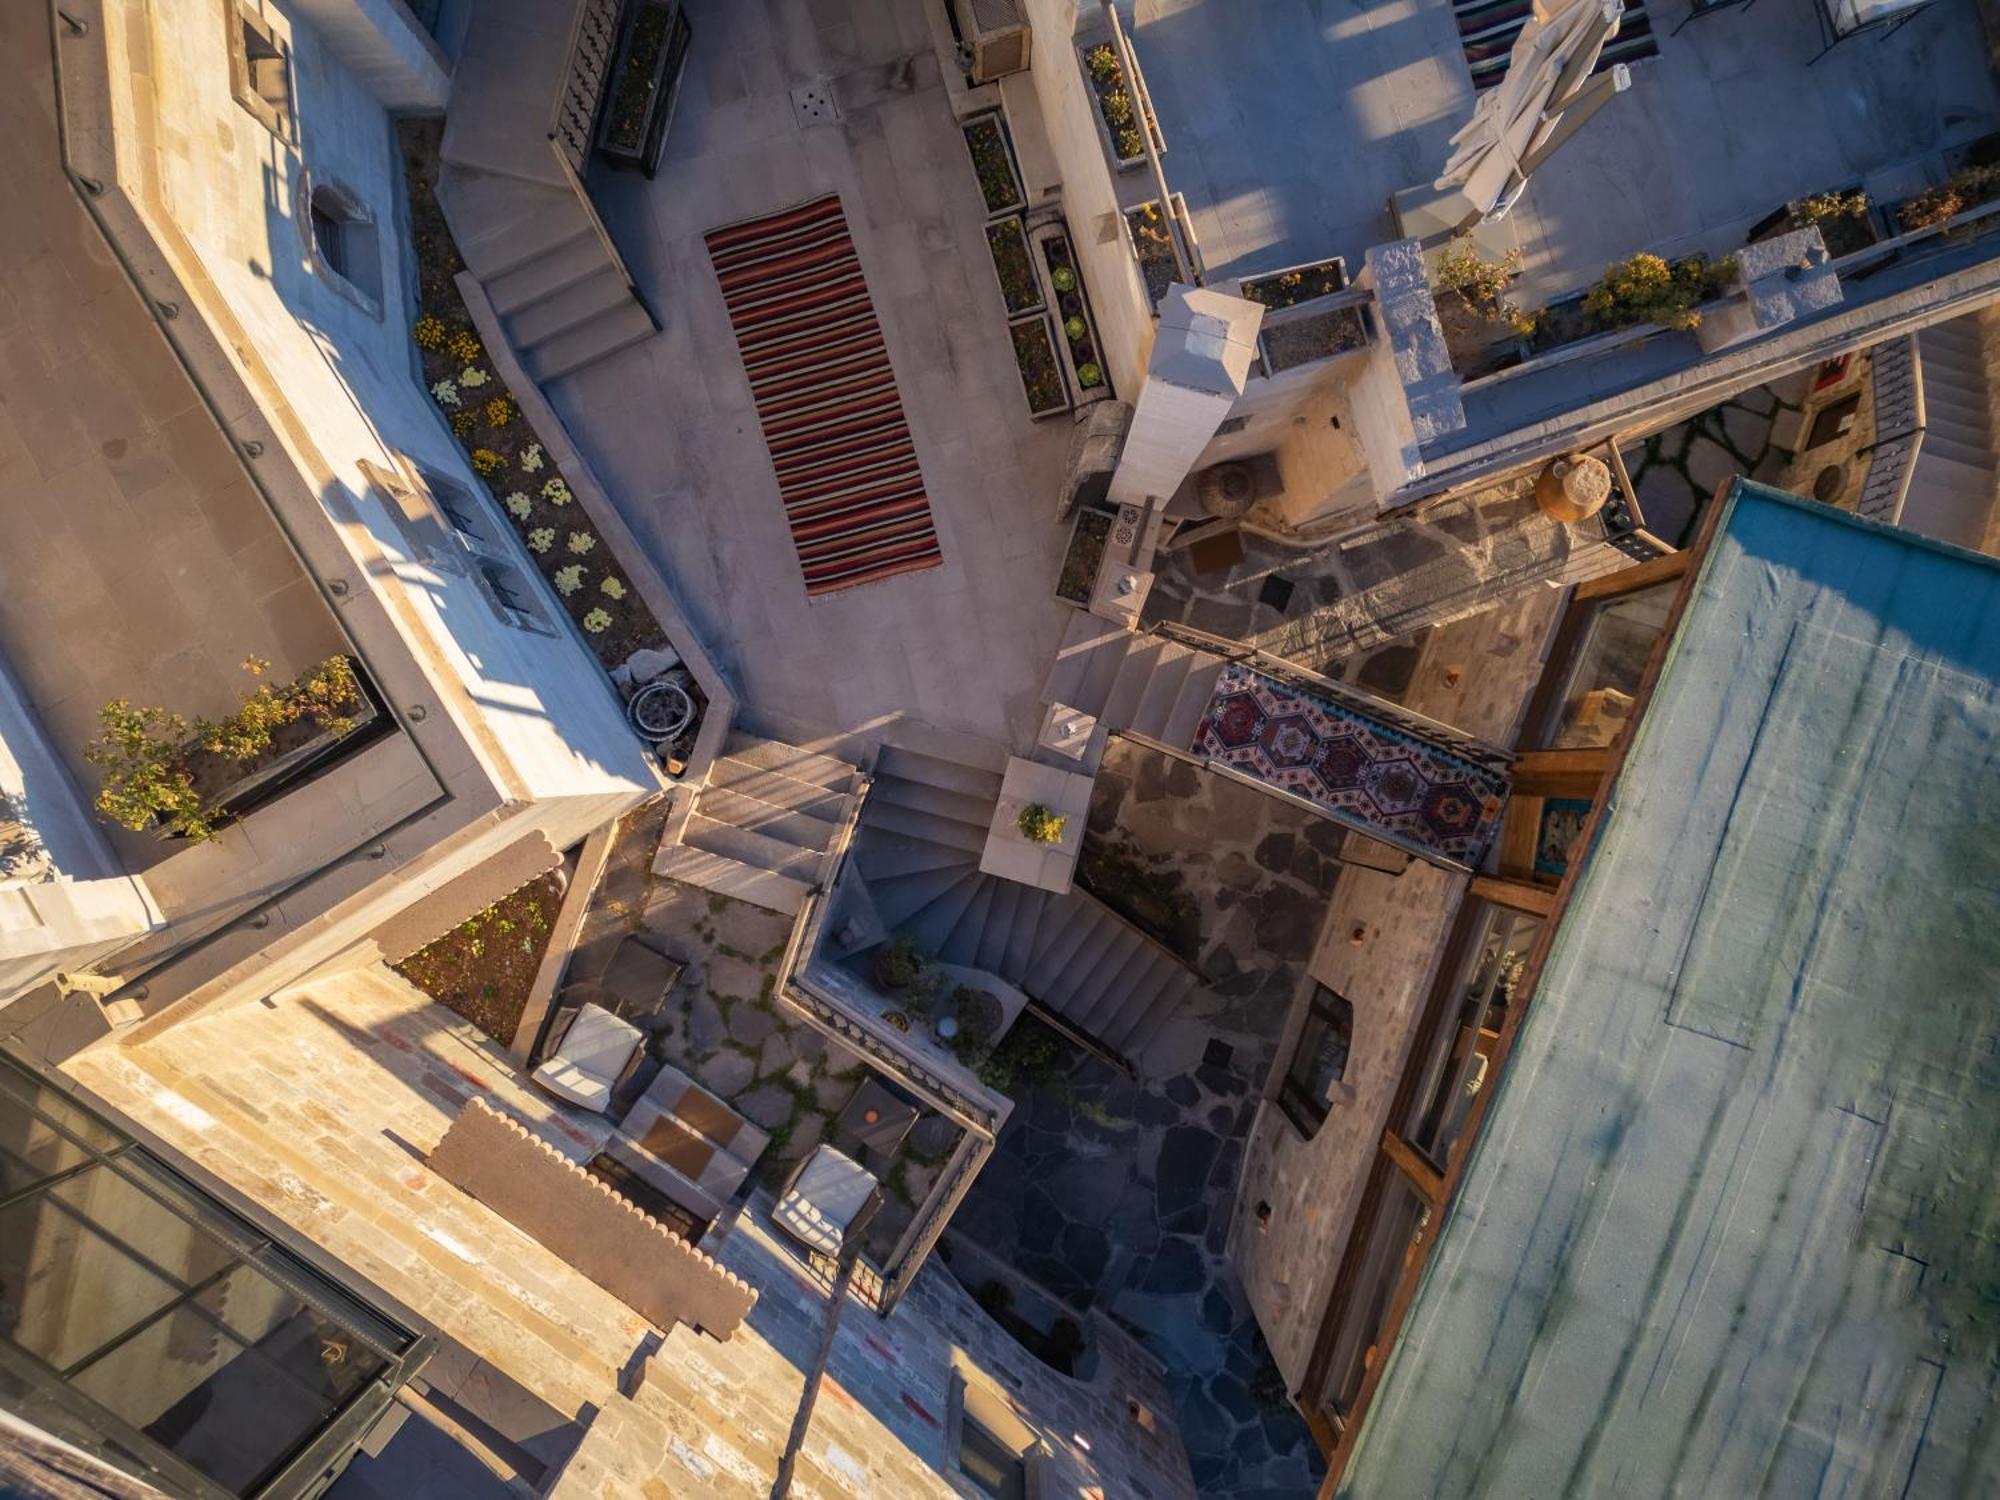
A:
[705,195,942,597]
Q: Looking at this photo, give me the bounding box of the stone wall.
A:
[1227,858,1465,1390]
[428,1095,758,1339]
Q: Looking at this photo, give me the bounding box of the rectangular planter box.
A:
[1055,506,1113,606]
[961,110,1026,219]
[1078,38,1162,174]
[1008,315,1072,420]
[1122,195,1193,310]
[1257,296,1372,377]
[985,217,1045,317]
[1747,185,1881,259]
[1240,255,1348,310]
[1029,223,1111,405]
[595,0,692,178]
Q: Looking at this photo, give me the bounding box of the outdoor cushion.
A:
[532,1002,643,1114]
[772,1144,878,1257]
[609,1064,769,1221]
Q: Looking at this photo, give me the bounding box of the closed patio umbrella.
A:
[1437,0,1631,229]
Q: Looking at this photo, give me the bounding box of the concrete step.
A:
[708,758,851,820]
[506,265,637,351]
[1126,643,1198,740]
[696,787,838,852]
[723,735,857,791]
[874,744,1005,801]
[1024,895,1101,998]
[1001,887,1047,985]
[1160,657,1228,750]
[867,773,995,833]
[1918,431,1993,472]
[524,298,657,384]
[854,833,975,882]
[975,878,1024,974]
[1077,629,1134,716]
[487,227,605,314]
[1041,921,1145,1018]
[1918,320,1982,364]
[857,798,989,854]
[1043,613,1132,710]
[907,871,987,954]
[939,878,998,966]
[652,845,807,916]
[683,814,826,883]
[1069,931,1165,1035]
[871,864,977,930]
[1921,407,1993,452]
[1098,637,1164,734]
[1923,380,1989,424]
[1100,963,1196,1056]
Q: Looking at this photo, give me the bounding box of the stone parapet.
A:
[428,1095,757,1339]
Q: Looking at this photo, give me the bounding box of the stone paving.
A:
[952,741,1335,1499]
[1621,374,1804,548]
[571,808,959,1263]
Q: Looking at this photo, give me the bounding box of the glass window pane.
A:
[192,1269,388,1406]
[1325,1175,1430,1415]
[0,1178,181,1371]
[958,1415,1026,1499]
[70,1301,330,1494]
[1403,907,1541,1173]
[1283,988,1354,1130]
[46,1164,238,1291]
[0,1067,122,1190]
[1538,581,1677,748]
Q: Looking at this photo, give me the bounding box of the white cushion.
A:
[531,1003,641,1115]
[773,1145,877,1255]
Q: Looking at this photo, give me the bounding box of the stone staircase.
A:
[1041,613,1229,757]
[851,744,1198,1060]
[1909,315,1999,551]
[653,734,862,916]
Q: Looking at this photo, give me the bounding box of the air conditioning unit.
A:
[952,0,1031,83]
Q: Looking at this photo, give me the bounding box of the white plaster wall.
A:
[1005,0,1155,400]
[134,0,650,804]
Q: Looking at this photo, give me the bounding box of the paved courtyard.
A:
[952,739,1338,1499]
[548,0,1076,752]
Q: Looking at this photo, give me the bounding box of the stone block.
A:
[1363,239,1465,445]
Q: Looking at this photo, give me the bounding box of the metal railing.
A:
[547,0,621,176]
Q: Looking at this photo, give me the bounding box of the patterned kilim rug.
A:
[705,195,942,596]
[1192,664,1508,866]
[1453,0,1658,91]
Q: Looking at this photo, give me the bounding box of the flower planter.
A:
[1079,39,1161,173]
[1029,224,1111,405]
[985,217,1044,317]
[1748,186,1881,260]
[1240,256,1348,310]
[1009,315,1071,419]
[1056,506,1113,606]
[1123,196,1190,310]
[595,0,692,178]
[961,110,1026,218]
[1257,296,1372,376]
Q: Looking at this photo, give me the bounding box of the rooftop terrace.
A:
[1135,0,2000,305]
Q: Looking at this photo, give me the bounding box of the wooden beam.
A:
[1575,546,1689,601]
[1379,1130,1445,1206]
[1470,876,1558,917]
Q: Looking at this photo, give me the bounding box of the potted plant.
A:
[984,218,1044,317]
[1581,251,1736,334]
[1079,40,1156,170]
[1240,256,1348,309]
[1430,239,1537,377]
[86,656,376,841]
[1016,802,1067,845]
[1008,316,1071,419]
[1123,199,1186,309]
[1897,163,2000,233]
[1763,188,1878,258]
[872,935,925,992]
[961,111,1026,217]
[594,0,693,178]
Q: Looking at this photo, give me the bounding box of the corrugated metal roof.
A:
[1341,481,2000,1499]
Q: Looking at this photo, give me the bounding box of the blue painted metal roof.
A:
[1340,482,2000,1499]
